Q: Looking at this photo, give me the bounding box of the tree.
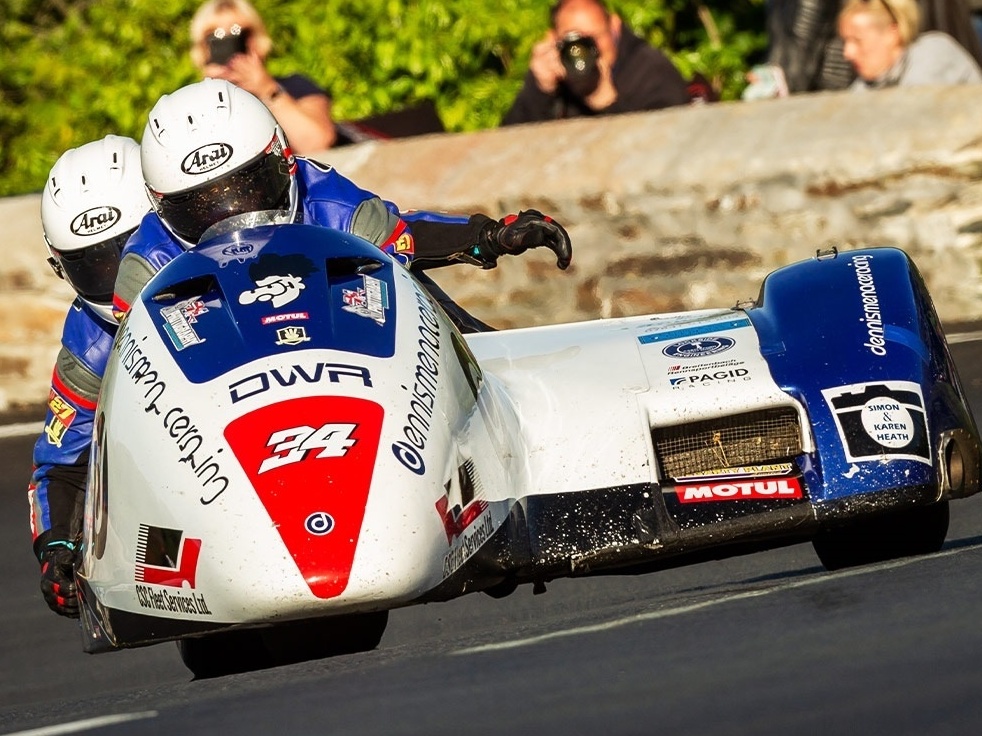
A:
[0,0,766,197]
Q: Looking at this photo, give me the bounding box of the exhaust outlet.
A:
[938,429,981,499]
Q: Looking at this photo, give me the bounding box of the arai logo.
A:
[70,206,121,236]
[662,336,736,359]
[222,243,255,258]
[181,143,233,175]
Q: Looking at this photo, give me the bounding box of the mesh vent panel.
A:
[653,407,802,480]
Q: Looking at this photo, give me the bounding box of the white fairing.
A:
[79,224,806,642]
[466,309,810,495]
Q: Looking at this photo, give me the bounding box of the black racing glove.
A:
[476,209,572,270]
[38,537,80,618]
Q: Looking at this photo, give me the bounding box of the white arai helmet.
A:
[141,78,298,248]
[41,135,151,323]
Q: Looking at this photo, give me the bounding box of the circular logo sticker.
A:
[392,441,425,475]
[304,511,335,536]
[662,336,736,359]
[860,398,914,449]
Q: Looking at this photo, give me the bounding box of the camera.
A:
[557,32,601,97]
[207,27,249,66]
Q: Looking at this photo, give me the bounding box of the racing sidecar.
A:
[77,221,980,675]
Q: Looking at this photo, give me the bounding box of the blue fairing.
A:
[139,224,398,384]
[746,247,970,503]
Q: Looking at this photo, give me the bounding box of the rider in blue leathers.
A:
[114,79,573,332]
[29,136,152,617]
[32,81,571,619]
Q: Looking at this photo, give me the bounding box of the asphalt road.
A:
[2,335,982,735]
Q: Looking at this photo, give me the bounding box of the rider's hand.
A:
[39,538,79,618]
[478,210,573,270]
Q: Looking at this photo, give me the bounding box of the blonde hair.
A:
[189,0,273,68]
[839,0,921,46]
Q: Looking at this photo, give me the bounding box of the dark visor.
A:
[49,228,135,304]
[153,150,292,244]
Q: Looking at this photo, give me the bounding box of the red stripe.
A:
[51,371,97,411]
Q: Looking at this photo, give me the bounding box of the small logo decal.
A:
[662,336,736,359]
[342,274,389,324]
[304,512,335,536]
[70,206,121,236]
[44,390,77,447]
[675,477,803,503]
[160,298,207,350]
[822,381,930,464]
[261,311,309,326]
[134,524,202,588]
[240,274,305,309]
[275,325,310,346]
[181,143,233,175]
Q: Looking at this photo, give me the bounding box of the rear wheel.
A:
[812,500,950,571]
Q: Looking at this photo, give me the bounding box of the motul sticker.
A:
[225,396,383,599]
[261,311,309,325]
[675,476,803,503]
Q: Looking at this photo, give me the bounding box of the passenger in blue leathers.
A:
[29,136,152,617]
[114,79,573,333]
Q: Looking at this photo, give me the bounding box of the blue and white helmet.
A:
[141,78,298,248]
[41,135,150,323]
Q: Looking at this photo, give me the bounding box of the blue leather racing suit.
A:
[29,299,116,556]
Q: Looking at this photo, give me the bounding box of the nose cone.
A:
[224,395,385,599]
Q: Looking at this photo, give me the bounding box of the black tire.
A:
[178,611,389,677]
[812,500,950,571]
[262,611,389,664]
[177,628,272,679]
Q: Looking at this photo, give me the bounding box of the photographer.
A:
[502,0,690,125]
[189,0,336,153]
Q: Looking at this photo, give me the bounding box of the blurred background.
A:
[0,0,770,197]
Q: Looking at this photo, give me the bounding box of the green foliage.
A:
[0,0,766,197]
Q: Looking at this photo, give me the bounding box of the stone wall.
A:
[2,85,981,411]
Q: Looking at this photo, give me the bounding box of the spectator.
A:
[501,0,690,125]
[746,0,855,98]
[838,0,982,88]
[918,0,982,66]
[189,0,336,152]
[115,79,572,336]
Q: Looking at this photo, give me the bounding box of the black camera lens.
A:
[207,27,249,65]
[557,33,601,97]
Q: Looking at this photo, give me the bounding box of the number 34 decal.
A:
[258,423,357,474]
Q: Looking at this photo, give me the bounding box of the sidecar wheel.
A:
[177,628,272,679]
[812,501,949,571]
